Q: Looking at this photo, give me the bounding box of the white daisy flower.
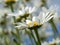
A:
[32,16,40,26]
[39,30,53,38]
[15,22,28,29]
[26,20,33,27]
[15,16,40,28]
[15,16,39,28]
[49,38,60,45]
[7,12,21,19]
[15,16,40,29]
[26,16,40,27]
[7,6,36,18]
[41,42,49,45]
[38,6,57,24]
[15,6,57,29]
[7,10,24,19]
[21,6,36,14]
[42,38,60,45]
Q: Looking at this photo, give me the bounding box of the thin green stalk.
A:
[11,29,21,45]
[49,19,59,38]
[15,29,21,45]
[25,29,38,45]
[49,19,58,33]
[30,30,38,45]
[17,29,21,45]
[10,4,14,12]
[3,31,10,45]
[4,37,10,45]
[13,38,20,45]
[34,29,41,45]
[25,30,34,45]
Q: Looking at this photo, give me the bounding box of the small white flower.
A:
[42,38,60,45]
[7,12,21,19]
[15,23,27,29]
[16,16,39,28]
[8,6,36,18]
[7,11,24,19]
[28,7,36,13]
[49,38,60,45]
[41,42,49,45]
[8,13,18,17]
[32,16,40,26]
[39,30,53,38]
[19,6,36,14]
[24,6,36,14]
[26,16,40,27]
[38,6,57,24]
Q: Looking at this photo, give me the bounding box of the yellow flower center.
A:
[49,43,56,45]
[34,21,38,26]
[4,0,16,3]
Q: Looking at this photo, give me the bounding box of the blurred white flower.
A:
[42,37,60,45]
[26,16,40,27]
[49,38,60,45]
[7,12,21,17]
[20,6,36,14]
[38,6,57,24]
[39,31,53,38]
[15,22,28,29]
[14,6,58,31]
[32,16,40,26]
[15,16,40,28]
[41,42,49,45]
[7,6,36,18]
[16,8,56,27]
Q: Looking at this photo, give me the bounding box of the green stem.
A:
[15,29,21,45]
[10,4,14,12]
[50,19,58,33]
[34,29,41,45]
[4,37,10,45]
[11,29,21,45]
[25,30,34,45]
[30,30,38,45]
[49,19,59,38]
[13,38,20,45]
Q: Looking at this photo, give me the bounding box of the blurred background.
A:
[0,0,60,45]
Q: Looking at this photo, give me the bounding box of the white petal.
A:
[26,20,32,24]
[46,16,54,22]
[19,10,25,15]
[32,16,36,21]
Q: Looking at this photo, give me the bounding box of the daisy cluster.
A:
[0,0,60,45]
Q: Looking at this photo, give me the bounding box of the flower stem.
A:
[10,4,14,12]
[30,30,38,45]
[25,30,34,45]
[49,19,59,38]
[34,29,41,45]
